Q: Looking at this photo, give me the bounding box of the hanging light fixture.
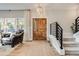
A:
[36,4,45,17]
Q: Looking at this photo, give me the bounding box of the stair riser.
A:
[63,38,79,55]
[65,54,79,56]
[64,44,79,47]
[63,38,75,41]
[66,51,79,56]
[63,42,79,44]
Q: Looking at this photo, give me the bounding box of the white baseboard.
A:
[23,39,32,42]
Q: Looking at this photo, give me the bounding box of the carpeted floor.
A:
[8,40,59,56]
[0,45,12,56]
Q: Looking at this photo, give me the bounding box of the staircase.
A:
[63,38,79,56]
[63,17,79,56]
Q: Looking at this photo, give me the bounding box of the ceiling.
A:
[0,3,78,10]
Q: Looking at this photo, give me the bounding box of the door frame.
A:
[32,18,47,40]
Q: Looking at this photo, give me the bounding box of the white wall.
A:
[24,6,78,41]
[46,7,77,39]
[0,5,78,41]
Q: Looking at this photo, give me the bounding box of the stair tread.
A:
[63,38,79,55]
[65,47,79,51]
[63,41,79,44]
[64,44,79,47]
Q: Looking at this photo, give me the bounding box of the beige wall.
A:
[0,5,78,41]
[23,6,78,41]
[0,11,24,18]
[47,7,77,38]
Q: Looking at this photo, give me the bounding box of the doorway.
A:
[33,18,47,40]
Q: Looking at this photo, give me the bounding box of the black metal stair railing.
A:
[56,22,63,49]
[50,22,63,49]
[75,16,79,33]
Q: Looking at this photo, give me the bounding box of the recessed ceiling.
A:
[0,3,78,10]
[0,3,35,10]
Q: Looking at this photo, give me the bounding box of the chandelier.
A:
[36,4,45,17]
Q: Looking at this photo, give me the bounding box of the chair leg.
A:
[11,44,14,47]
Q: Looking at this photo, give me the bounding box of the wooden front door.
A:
[33,18,47,40]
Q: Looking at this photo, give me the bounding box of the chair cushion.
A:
[3,33,10,37]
